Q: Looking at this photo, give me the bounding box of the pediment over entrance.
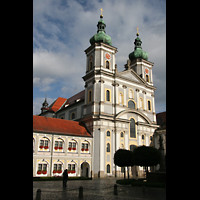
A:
[116,109,152,124]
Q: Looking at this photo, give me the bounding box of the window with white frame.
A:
[54,138,64,151]
[37,163,47,175]
[81,141,89,152]
[39,137,50,150]
[68,140,77,151]
[53,163,63,174]
[68,163,76,174]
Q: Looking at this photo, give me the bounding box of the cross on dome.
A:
[100,8,103,17]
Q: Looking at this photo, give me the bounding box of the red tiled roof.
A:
[48,97,67,112]
[33,115,92,137]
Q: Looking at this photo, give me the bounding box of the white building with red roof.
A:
[33,115,92,177]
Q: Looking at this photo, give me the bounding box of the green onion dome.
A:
[90,15,112,46]
[129,33,148,61]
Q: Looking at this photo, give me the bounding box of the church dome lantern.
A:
[129,29,148,61]
[89,9,112,46]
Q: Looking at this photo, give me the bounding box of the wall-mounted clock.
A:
[145,68,149,74]
[105,52,111,60]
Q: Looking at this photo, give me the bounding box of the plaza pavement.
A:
[33,177,166,200]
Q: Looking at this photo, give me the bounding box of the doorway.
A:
[81,162,89,177]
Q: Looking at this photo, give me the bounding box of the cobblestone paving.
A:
[33,178,166,200]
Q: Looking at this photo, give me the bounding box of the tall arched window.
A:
[107,164,110,173]
[130,118,136,138]
[118,92,123,104]
[129,89,133,99]
[147,100,151,111]
[139,97,144,109]
[106,89,111,102]
[145,74,149,82]
[106,61,109,69]
[128,100,135,109]
[106,143,110,152]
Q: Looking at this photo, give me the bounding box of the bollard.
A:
[79,186,83,198]
[114,184,118,195]
[36,189,41,200]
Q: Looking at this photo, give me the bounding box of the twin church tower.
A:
[41,9,159,178]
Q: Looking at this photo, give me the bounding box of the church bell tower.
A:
[126,28,154,86]
[82,10,118,120]
[82,9,118,178]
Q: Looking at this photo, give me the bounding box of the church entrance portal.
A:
[81,162,89,177]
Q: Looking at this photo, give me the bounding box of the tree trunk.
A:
[146,166,148,178]
[127,166,129,179]
[124,167,126,179]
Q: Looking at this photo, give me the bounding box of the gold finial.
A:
[136,27,139,35]
[100,8,103,17]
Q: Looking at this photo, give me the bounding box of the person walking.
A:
[63,169,68,187]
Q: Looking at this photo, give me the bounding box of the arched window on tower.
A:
[107,164,110,173]
[145,74,149,82]
[130,118,136,138]
[147,100,151,111]
[89,61,93,71]
[106,61,110,69]
[106,89,111,102]
[88,89,92,103]
[107,130,110,137]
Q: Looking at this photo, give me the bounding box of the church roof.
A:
[41,97,67,113]
[89,15,112,46]
[33,115,92,137]
[48,97,67,112]
[129,32,148,61]
[61,90,85,109]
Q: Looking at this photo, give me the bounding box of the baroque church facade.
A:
[34,12,160,178]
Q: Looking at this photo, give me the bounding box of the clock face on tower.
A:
[105,52,111,60]
[145,68,149,74]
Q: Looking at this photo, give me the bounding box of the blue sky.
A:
[33,0,166,115]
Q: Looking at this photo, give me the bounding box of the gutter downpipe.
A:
[114,64,117,177]
[50,134,54,177]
